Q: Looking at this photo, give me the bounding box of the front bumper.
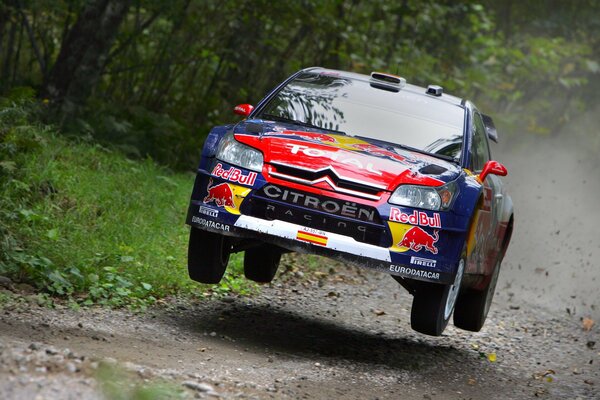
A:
[186,160,470,285]
[188,209,450,284]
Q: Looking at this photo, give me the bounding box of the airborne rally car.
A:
[186,68,513,336]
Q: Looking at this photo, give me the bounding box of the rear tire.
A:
[244,244,282,283]
[187,227,230,284]
[410,257,465,336]
[454,259,501,332]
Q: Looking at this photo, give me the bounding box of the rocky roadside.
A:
[0,265,598,400]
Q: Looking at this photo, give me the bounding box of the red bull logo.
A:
[398,227,439,254]
[289,130,337,143]
[350,143,406,163]
[204,178,235,208]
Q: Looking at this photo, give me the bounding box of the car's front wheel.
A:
[244,244,282,283]
[410,257,465,336]
[187,227,230,284]
[453,259,501,332]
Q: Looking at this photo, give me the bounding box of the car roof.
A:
[303,67,465,108]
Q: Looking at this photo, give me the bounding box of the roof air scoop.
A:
[370,72,406,86]
[426,85,443,97]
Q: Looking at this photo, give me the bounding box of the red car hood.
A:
[234,125,461,193]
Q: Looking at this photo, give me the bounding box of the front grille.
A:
[269,163,384,200]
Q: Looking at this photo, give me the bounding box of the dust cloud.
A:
[495,111,600,320]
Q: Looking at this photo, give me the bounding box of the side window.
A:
[470,112,491,171]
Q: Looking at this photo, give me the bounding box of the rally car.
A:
[186,68,513,336]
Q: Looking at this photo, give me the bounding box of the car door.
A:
[468,111,501,277]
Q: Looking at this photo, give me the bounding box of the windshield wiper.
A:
[261,114,345,135]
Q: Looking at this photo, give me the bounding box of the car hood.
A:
[233,120,462,193]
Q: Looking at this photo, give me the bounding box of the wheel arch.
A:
[499,193,514,259]
[500,213,514,260]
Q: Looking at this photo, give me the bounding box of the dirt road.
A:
[1,261,598,399]
[1,133,599,399]
[497,134,600,322]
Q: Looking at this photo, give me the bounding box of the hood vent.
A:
[419,164,447,175]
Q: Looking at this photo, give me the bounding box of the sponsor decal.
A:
[286,144,383,176]
[398,226,439,254]
[204,178,235,208]
[191,216,230,232]
[410,256,437,268]
[296,227,328,246]
[261,184,377,222]
[350,143,406,163]
[203,178,251,215]
[389,265,440,280]
[389,207,441,228]
[266,204,367,233]
[211,163,257,186]
[199,205,218,218]
[263,130,337,143]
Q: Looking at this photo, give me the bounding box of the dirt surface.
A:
[1,264,598,400]
[497,135,600,321]
[2,135,600,399]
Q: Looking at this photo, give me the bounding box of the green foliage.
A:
[0,291,12,308]
[97,362,186,400]
[0,95,256,306]
[1,1,598,168]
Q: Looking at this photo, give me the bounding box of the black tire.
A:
[187,227,230,284]
[410,257,465,336]
[244,244,282,283]
[454,259,501,332]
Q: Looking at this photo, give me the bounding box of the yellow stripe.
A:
[297,232,328,246]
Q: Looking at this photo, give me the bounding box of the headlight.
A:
[215,133,263,172]
[389,181,458,211]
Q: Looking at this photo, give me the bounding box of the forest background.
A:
[2,0,599,169]
[0,0,599,306]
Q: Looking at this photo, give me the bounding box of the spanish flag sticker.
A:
[296,229,328,246]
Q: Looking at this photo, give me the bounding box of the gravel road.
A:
[1,133,599,399]
[1,261,598,400]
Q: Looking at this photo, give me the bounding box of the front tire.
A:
[453,259,501,332]
[410,258,465,336]
[244,244,282,283]
[187,227,230,284]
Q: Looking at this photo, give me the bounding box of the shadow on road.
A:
[169,299,474,372]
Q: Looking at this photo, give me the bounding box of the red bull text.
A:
[211,163,257,186]
[389,207,441,228]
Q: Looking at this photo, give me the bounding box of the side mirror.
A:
[233,104,254,117]
[480,160,507,182]
[481,114,498,143]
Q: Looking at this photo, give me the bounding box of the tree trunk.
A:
[1,17,17,92]
[42,0,131,120]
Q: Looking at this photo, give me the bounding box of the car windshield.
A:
[256,72,465,161]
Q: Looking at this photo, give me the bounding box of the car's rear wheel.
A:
[188,227,230,284]
[244,244,282,283]
[454,259,501,332]
[410,257,465,336]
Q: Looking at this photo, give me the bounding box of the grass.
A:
[0,90,255,307]
[97,362,187,400]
